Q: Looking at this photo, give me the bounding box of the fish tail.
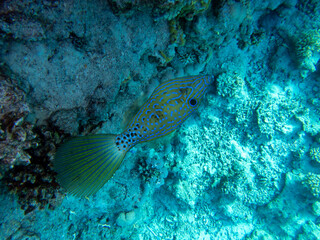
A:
[53,134,126,197]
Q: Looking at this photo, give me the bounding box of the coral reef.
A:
[294,29,320,77]
[216,72,245,98]
[0,71,64,215]
[256,85,305,139]
[245,229,274,240]
[155,0,212,21]
[310,147,320,164]
[3,126,64,214]
[168,19,186,46]
[297,0,320,18]
[136,148,169,189]
[116,210,136,227]
[1,0,320,239]
[302,173,320,199]
[0,75,36,175]
[312,201,320,216]
[1,0,170,135]
[297,220,320,240]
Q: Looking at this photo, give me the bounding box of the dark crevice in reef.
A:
[3,126,65,214]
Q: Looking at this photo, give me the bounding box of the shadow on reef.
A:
[0,63,115,215]
[3,126,65,214]
[0,65,66,214]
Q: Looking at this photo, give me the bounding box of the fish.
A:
[54,75,213,197]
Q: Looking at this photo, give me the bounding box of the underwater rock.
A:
[48,108,84,135]
[0,16,45,41]
[169,122,217,208]
[116,210,136,227]
[269,45,292,74]
[1,1,170,134]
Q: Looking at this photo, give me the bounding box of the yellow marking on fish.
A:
[54,75,213,197]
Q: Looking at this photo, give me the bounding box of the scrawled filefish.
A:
[54,75,213,197]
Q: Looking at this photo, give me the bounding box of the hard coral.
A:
[297,0,320,17]
[156,0,212,21]
[0,76,36,175]
[310,147,320,164]
[216,72,245,98]
[136,153,168,188]
[162,0,211,46]
[294,29,320,77]
[0,74,65,214]
[4,126,64,214]
[302,173,320,199]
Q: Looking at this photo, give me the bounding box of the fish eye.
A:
[189,98,197,106]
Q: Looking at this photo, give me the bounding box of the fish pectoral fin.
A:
[54,134,126,197]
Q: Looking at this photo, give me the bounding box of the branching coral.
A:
[297,0,320,17]
[294,29,320,76]
[310,147,320,164]
[302,173,320,199]
[216,72,245,98]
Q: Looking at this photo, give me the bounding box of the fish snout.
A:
[205,74,214,86]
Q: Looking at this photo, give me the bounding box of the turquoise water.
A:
[1,0,320,239]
